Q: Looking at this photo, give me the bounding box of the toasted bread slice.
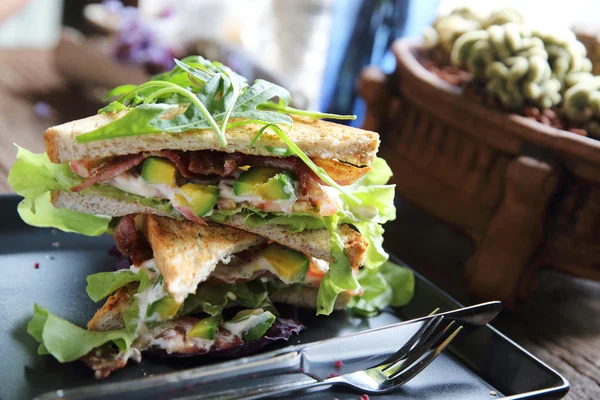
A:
[142,215,265,303]
[51,191,368,270]
[87,283,137,331]
[220,215,367,269]
[51,190,173,218]
[44,113,379,166]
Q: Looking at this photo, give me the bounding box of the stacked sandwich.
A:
[9,57,411,378]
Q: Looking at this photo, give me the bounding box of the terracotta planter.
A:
[360,38,600,308]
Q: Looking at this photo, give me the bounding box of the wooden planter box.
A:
[360,38,600,308]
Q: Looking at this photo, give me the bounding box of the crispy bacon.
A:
[80,346,141,379]
[312,158,371,186]
[68,150,351,217]
[70,154,147,192]
[295,163,338,216]
[113,215,152,265]
[189,151,245,176]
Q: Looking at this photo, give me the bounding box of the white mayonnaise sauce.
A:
[105,173,176,200]
[211,253,329,286]
[223,312,272,338]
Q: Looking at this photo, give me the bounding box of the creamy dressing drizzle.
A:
[224,312,273,338]
[212,253,328,286]
[99,169,300,214]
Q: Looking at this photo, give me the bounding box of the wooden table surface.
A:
[1,49,599,400]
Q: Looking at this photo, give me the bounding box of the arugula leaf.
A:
[265,146,294,157]
[99,101,127,114]
[102,84,138,102]
[259,101,356,120]
[250,124,359,202]
[179,281,275,317]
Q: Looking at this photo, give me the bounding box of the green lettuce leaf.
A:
[8,147,175,234]
[86,268,150,302]
[240,212,325,232]
[316,216,360,315]
[180,281,275,317]
[348,261,415,317]
[8,146,82,201]
[27,304,133,362]
[17,193,111,236]
[355,157,394,186]
[354,222,388,269]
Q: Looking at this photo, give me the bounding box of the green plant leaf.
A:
[86,268,150,302]
[27,304,134,362]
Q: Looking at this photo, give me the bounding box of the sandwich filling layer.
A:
[68,150,372,219]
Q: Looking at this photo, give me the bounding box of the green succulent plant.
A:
[424,7,524,53]
[451,23,560,110]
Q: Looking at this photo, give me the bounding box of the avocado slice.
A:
[262,245,309,284]
[147,296,180,320]
[141,157,177,186]
[225,309,276,341]
[175,183,219,216]
[233,167,295,200]
[233,167,281,196]
[256,172,295,200]
[188,315,221,340]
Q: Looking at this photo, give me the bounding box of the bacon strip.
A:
[189,151,245,176]
[70,154,147,192]
[113,215,152,265]
[69,151,351,217]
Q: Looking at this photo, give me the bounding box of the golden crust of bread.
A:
[87,283,137,331]
[220,215,367,268]
[51,191,367,269]
[44,113,379,166]
[142,215,266,303]
[51,190,172,217]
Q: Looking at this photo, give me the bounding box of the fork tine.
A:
[382,320,458,376]
[388,325,463,383]
[374,314,444,369]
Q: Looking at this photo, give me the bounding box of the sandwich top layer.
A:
[44,113,379,166]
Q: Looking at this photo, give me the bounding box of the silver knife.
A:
[36,301,501,400]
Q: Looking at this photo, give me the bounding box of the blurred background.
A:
[1,0,600,127]
[1,2,599,398]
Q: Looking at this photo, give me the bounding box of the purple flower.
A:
[33,102,52,119]
[103,0,123,15]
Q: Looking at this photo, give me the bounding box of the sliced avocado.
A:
[233,167,281,196]
[141,157,177,186]
[188,315,221,340]
[147,296,180,320]
[226,309,276,341]
[262,245,309,284]
[176,183,219,216]
[256,172,295,201]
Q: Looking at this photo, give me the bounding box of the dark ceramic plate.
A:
[0,195,568,400]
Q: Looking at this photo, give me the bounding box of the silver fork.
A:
[223,316,463,400]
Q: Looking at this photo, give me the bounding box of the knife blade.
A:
[36,301,501,400]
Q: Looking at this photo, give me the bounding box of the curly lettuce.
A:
[348,261,415,317]
[27,304,134,362]
[8,147,173,235]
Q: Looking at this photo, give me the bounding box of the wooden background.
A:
[0,49,598,399]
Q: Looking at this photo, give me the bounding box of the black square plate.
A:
[0,195,568,399]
